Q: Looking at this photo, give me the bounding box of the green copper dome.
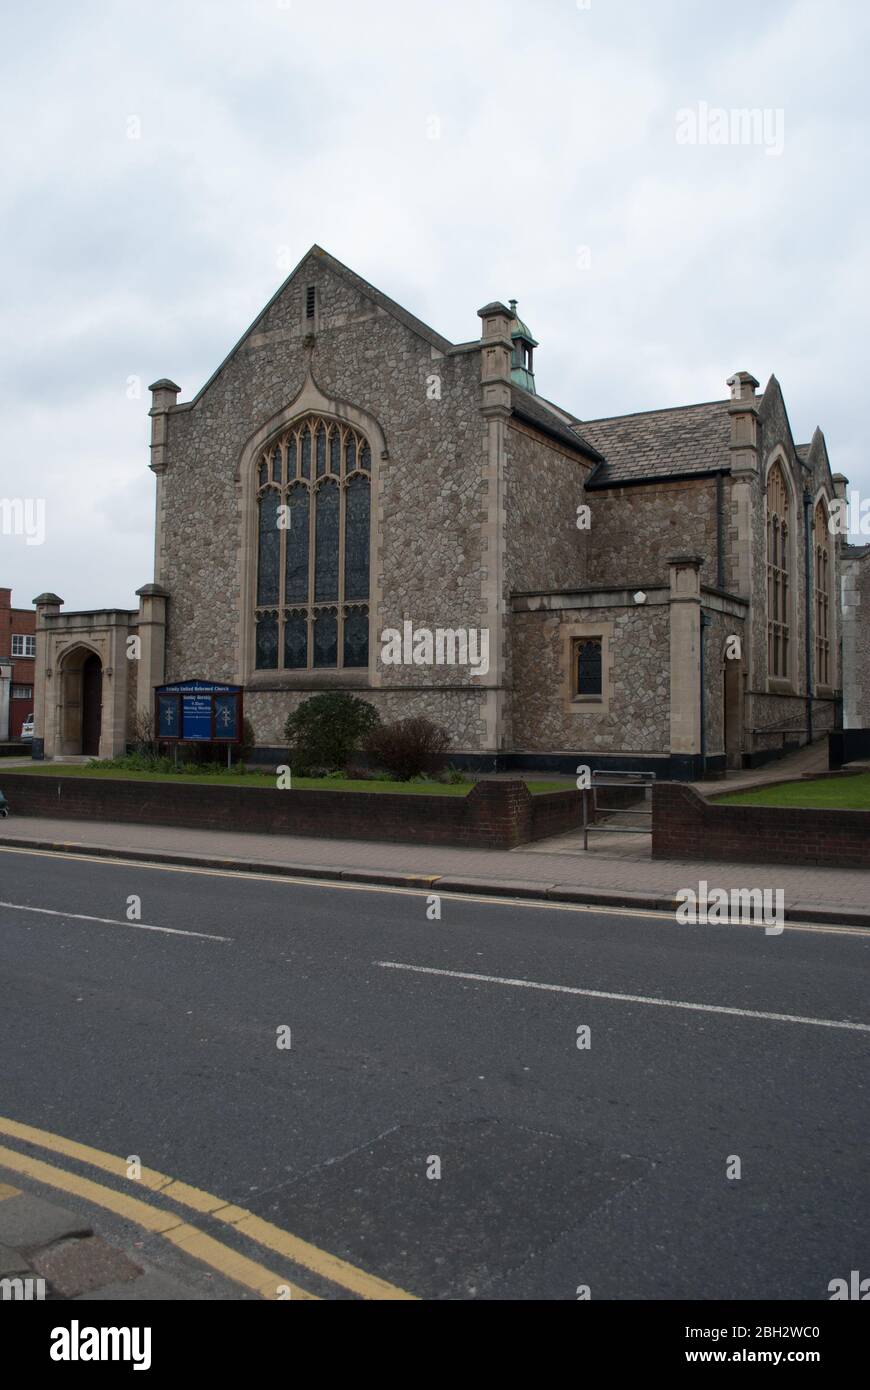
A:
[509,299,538,393]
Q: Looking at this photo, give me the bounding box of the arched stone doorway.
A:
[81,655,102,755]
[59,646,103,756]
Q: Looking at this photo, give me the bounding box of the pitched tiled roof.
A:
[579,399,733,488]
[511,384,603,462]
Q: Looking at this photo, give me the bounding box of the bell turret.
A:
[509,299,538,393]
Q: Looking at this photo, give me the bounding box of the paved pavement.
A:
[1,808,867,925]
[0,1180,238,1301]
[0,846,867,1300]
[3,739,862,927]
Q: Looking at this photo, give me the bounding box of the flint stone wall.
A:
[587,477,720,589]
[158,252,493,748]
[512,603,670,752]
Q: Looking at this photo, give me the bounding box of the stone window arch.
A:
[766,459,792,681]
[813,498,832,688]
[254,415,371,671]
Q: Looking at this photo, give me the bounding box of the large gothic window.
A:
[814,500,831,688]
[255,416,371,670]
[766,462,791,681]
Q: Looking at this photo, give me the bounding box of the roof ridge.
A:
[580,397,729,426]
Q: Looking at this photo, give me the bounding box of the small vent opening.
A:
[305,285,316,319]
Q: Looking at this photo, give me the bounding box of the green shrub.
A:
[283,693,380,774]
[89,753,176,774]
[363,716,451,781]
[86,752,237,777]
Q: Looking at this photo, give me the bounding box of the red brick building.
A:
[0,588,36,740]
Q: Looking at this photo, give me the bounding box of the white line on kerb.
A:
[376,961,870,1033]
[0,900,230,942]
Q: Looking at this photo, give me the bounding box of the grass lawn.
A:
[6,764,567,797]
[715,772,870,811]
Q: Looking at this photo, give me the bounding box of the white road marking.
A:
[376,960,870,1033]
[0,900,230,942]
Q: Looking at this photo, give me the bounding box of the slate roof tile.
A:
[578,399,733,488]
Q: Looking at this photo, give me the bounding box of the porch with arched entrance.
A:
[58,645,104,756]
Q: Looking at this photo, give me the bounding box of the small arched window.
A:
[255,416,371,671]
[814,500,831,688]
[766,461,790,680]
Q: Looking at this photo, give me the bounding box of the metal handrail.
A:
[581,771,655,849]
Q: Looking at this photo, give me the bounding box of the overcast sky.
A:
[1,0,867,611]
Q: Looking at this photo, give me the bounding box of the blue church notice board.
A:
[155,680,243,743]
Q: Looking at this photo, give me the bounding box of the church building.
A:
[31,246,847,777]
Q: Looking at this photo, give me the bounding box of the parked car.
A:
[20,715,34,740]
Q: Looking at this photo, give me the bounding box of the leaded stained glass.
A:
[254,417,371,671]
[255,612,279,669]
[766,462,790,679]
[312,609,338,667]
[284,483,309,603]
[283,611,308,669]
[344,474,370,601]
[814,501,831,687]
[316,423,326,477]
[577,639,602,696]
[343,607,369,668]
[256,489,280,606]
[314,479,339,601]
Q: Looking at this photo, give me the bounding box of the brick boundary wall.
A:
[652,781,870,868]
[0,773,581,851]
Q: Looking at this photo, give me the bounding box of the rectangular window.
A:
[11,685,33,699]
[11,634,35,657]
[575,638,603,697]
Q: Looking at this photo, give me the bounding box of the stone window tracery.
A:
[814,500,831,688]
[255,415,370,671]
[766,462,790,681]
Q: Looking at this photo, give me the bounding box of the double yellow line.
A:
[0,1116,416,1300]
